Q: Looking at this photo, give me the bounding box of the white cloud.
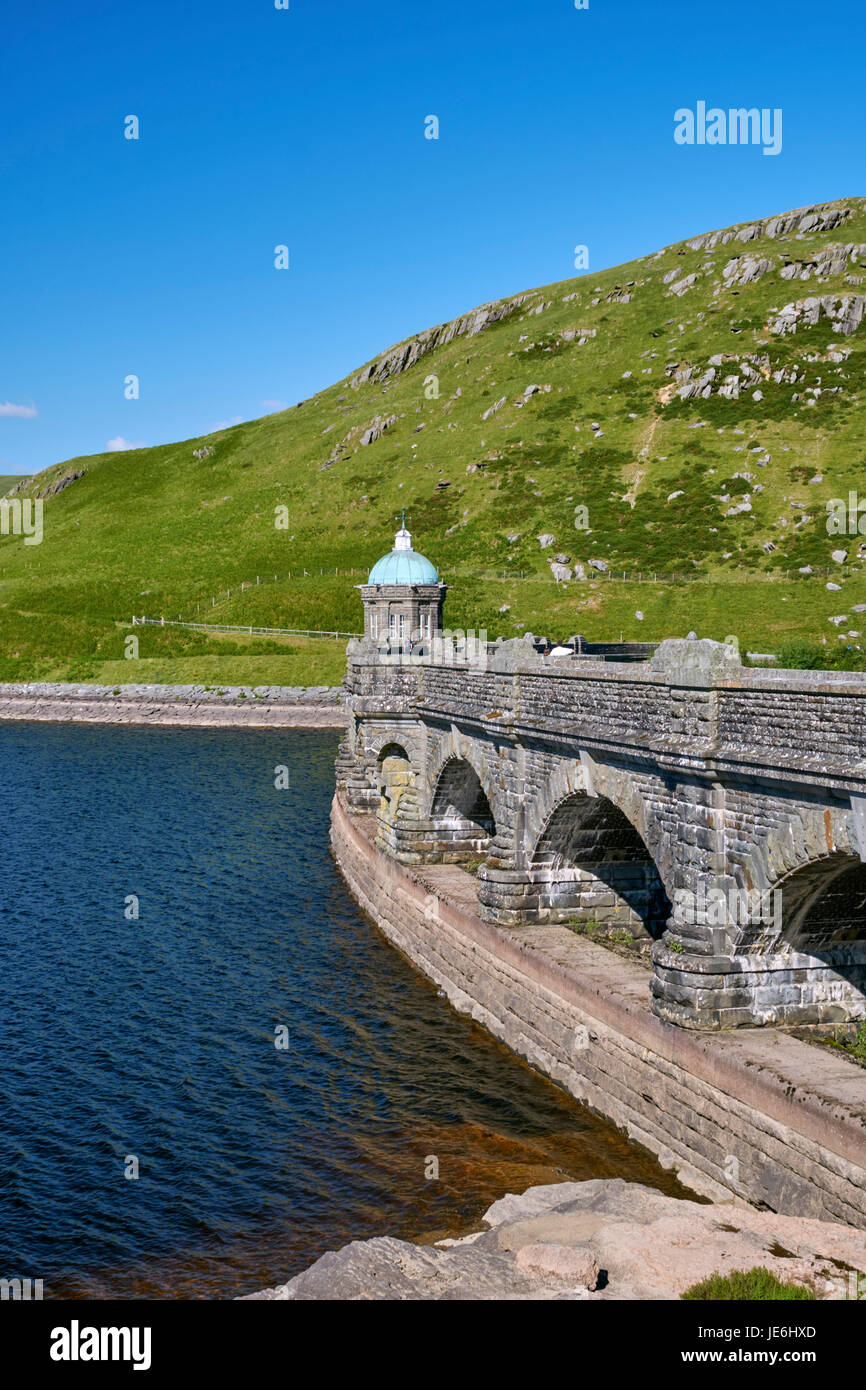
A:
[262,399,288,412]
[0,402,38,418]
[106,436,148,452]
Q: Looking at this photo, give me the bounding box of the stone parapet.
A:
[336,638,866,1028]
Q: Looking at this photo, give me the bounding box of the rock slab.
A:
[243,1179,866,1301]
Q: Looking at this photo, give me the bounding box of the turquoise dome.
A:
[368,528,439,585]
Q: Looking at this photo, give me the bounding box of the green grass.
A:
[567,917,649,956]
[759,640,866,671]
[682,1266,816,1301]
[2,195,866,684]
[0,631,348,687]
[819,1020,866,1066]
[91,650,348,688]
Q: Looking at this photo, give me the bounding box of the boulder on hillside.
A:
[360,414,397,446]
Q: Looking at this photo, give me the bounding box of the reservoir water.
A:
[0,722,690,1298]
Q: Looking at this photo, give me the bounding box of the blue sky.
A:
[1,0,864,476]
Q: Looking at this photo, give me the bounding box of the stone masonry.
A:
[336,634,866,1030]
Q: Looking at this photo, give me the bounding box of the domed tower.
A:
[359,518,446,649]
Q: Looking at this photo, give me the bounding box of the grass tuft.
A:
[681,1266,816,1301]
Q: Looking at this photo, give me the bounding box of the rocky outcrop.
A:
[359,414,397,446]
[6,468,86,499]
[769,294,865,336]
[685,202,853,253]
[319,432,351,471]
[558,326,596,344]
[722,254,775,287]
[245,1178,866,1300]
[671,350,810,402]
[38,468,86,498]
[780,243,866,282]
[549,559,573,581]
[677,365,717,399]
[350,295,535,389]
[481,395,507,421]
[665,272,697,297]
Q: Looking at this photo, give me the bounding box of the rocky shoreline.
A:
[0,682,346,728]
[243,1178,866,1301]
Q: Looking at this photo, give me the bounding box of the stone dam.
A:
[330,630,866,1225]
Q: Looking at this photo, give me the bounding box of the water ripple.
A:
[0,722,690,1298]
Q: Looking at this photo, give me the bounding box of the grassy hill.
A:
[3,196,866,685]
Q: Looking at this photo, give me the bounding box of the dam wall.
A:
[331,789,866,1227]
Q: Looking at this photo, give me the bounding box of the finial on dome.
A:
[393,509,412,551]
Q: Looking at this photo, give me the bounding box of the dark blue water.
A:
[0,722,688,1298]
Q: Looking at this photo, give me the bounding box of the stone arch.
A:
[431,757,495,830]
[730,849,866,953]
[377,740,411,765]
[374,742,416,825]
[720,792,866,1021]
[524,752,673,896]
[778,854,866,952]
[730,850,866,1022]
[425,728,502,835]
[426,733,500,864]
[528,788,672,939]
[726,797,864,953]
[365,725,422,766]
